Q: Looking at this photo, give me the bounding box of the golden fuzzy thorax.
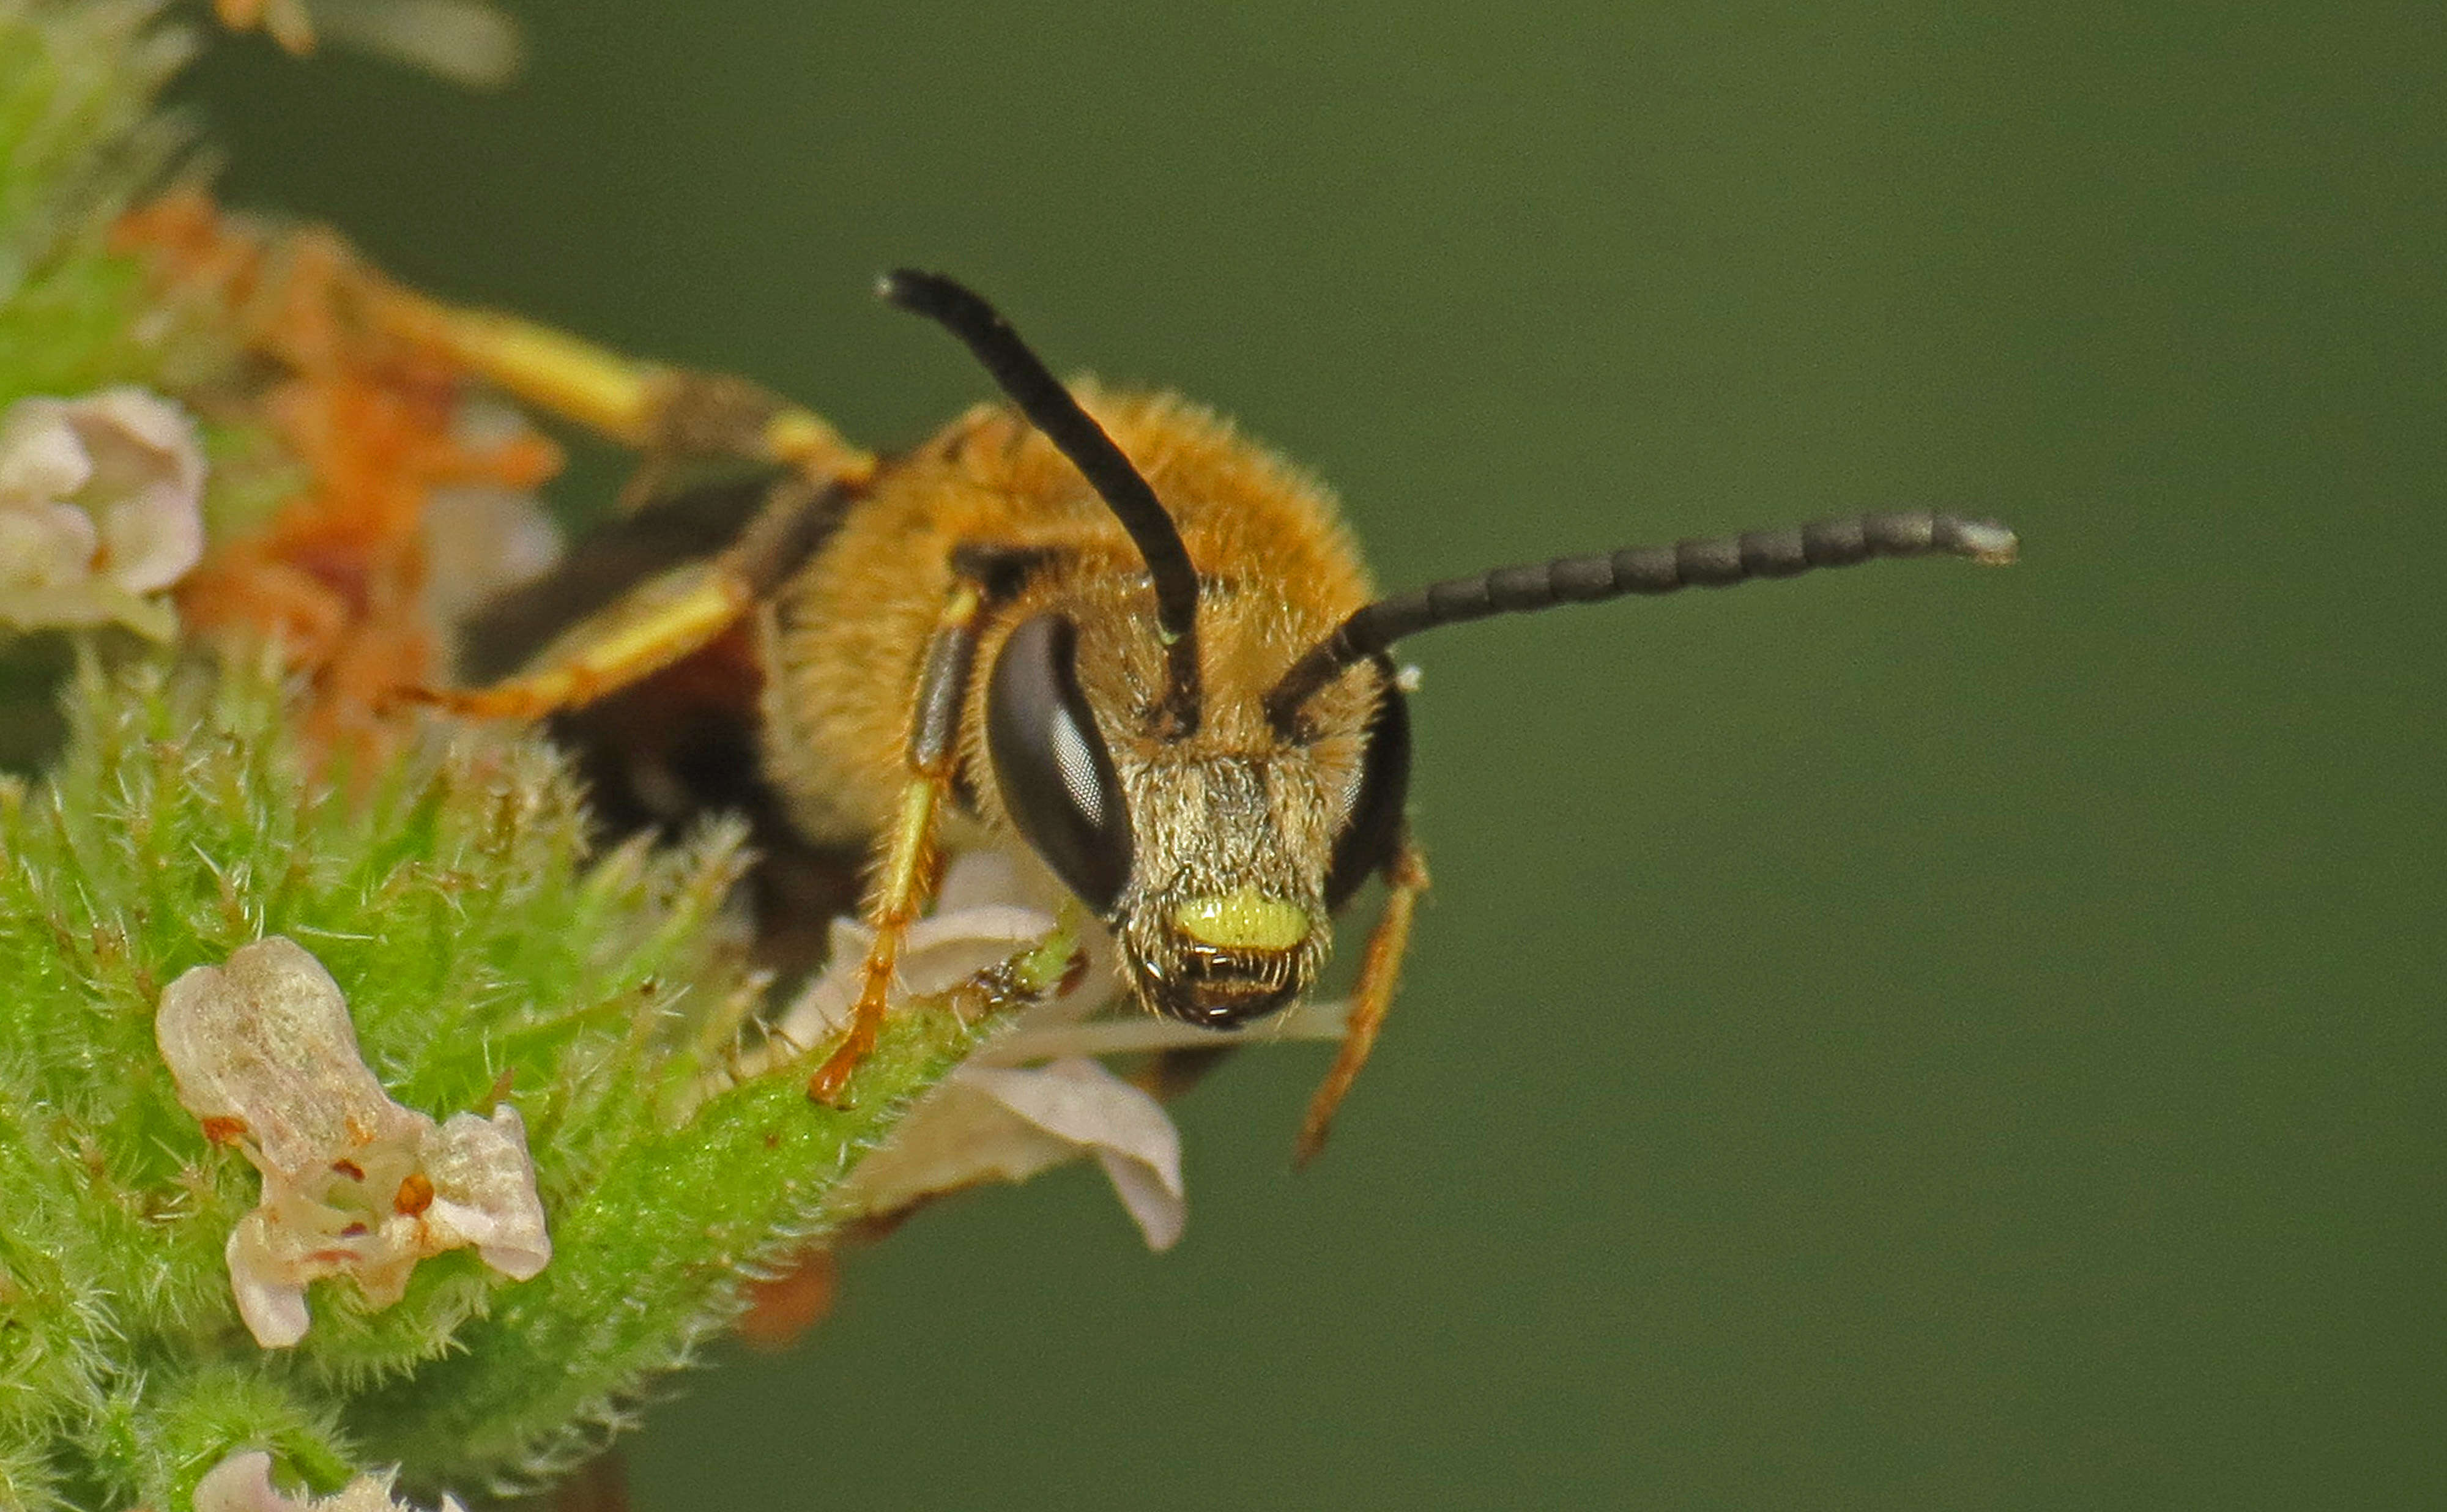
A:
[762,384,1391,1014]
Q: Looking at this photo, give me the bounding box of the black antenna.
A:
[878,269,1203,735]
[1265,510,2018,730]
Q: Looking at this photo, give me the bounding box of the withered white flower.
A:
[0,387,205,639]
[155,936,551,1348]
[193,1450,467,1512]
[766,853,1347,1251]
[217,0,523,90]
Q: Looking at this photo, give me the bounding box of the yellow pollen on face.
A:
[1171,891,1312,952]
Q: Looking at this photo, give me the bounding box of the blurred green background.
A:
[187,2,2440,1506]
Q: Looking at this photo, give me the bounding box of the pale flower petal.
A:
[193,1450,467,1512]
[156,936,552,1347]
[834,1054,1189,1250]
[1094,1146,1187,1253]
[0,408,91,501]
[422,398,563,639]
[930,847,1033,913]
[225,1214,313,1349]
[417,1107,552,1280]
[59,385,208,593]
[0,387,204,633]
[831,1080,1086,1209]
[156,936,407,1175]
[0,500,100,590]
[967,1058,1184,1250]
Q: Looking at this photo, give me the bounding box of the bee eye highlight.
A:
[1325,676,1411,911]
[986,612,1135,914]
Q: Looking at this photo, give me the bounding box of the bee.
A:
[406,270,2016,1162]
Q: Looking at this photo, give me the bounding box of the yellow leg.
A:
[1296,843,1430,1167]
[409,472,843,721]
[406,558,753,719]
[364,283,876,486]
[806,583,987,1106]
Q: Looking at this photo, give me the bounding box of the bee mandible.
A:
[405,269,2017,1162]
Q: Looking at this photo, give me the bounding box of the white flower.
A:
[193,1450,467,1512]
[421,398,563,643]
[155,936,552,1349]
[763,853,1347,1251]
[0,387,205,639]
[844,1054,1191,1250]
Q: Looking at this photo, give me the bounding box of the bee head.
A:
[978,582,1411,1028]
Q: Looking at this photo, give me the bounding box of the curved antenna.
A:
[1265,510,2017,731]
[878,269,1203,734]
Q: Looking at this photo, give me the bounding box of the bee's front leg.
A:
[806,552,1027,1105]
[1296,840,1430,1166]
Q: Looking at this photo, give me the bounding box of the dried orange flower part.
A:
[114,191,564,766]
[155,936,551,1349]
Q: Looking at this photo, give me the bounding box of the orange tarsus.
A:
[806,895,907,1106]
[1295,842,1430,1168]
[395,672,603,722]
[801,808,959,1098]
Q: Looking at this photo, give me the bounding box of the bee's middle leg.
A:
[412,472,844,720]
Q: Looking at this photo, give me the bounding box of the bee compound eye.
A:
[984,612,1135,914]
[1324,675,1411,911]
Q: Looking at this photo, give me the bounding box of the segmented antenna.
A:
[1264,510,2018,730]
[878,269,1204,734]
